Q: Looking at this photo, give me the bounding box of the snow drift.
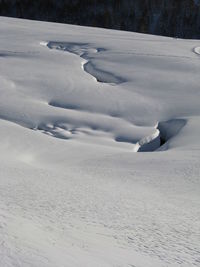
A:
[0,17,200,267]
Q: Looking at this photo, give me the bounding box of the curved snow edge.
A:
[134,128,160,152]
[40,41,125,84]
[134,119,186,152]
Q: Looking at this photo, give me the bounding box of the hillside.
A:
[0,17,200,267]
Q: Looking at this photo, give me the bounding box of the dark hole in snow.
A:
[157,119,186,151]
[160,137,166,146]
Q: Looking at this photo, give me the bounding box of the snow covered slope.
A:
[0,17,200,267]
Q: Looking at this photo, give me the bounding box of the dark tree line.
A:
[0,0,200,38]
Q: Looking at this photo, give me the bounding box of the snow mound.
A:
[194,46,200,55]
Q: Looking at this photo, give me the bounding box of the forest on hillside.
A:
[0,0,200,38]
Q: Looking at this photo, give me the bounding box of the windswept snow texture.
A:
[0,17,200,267]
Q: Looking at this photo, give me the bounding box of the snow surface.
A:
[0,17,200,267]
